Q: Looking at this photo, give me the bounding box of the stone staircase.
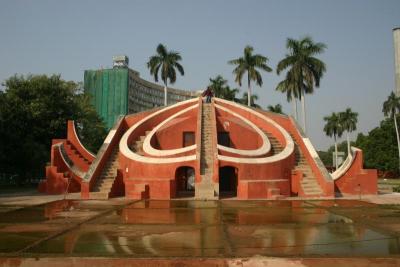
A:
[65,140,92,171]
[90,147,119,199]
[264,131,283,155]
[196,103,216,199]
[291,138,323,196]
[131,130,152,155]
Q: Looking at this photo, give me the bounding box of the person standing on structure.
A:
[202,86,214,103]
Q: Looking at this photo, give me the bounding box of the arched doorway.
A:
[219,166,237,198]
[175,166,195,198]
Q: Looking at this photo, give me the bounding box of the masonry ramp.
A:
[196,102,216,199]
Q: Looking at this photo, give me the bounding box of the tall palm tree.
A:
[276,68,299,120]
[267,104,284,114]
[323,112,343,170]
[228,46,272,106]
[147,44,184,106]
[339,108,358,155]
[383,92,400,171]
[276,36,327,134]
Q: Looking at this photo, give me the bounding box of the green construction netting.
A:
[84,69,128,129]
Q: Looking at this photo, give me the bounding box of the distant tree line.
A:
[319,92,400,177]
[0,74,107,185]
[147,37,326,130]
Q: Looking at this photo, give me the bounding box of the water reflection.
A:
[22,200,400,257]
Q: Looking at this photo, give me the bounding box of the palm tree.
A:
[209,75,227,98]
[228,46,272,106]
[147,44,184,106]
[208,75,239,101]
[276,36,327,134]
[323,112,343,170]
[339,108,358,155]
[383,92,400,171]
[267,104,284,114]
[223,86,240,101]
[240,92,260,108]
[276,68,299,120]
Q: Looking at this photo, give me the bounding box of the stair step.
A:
[89,192,109,199]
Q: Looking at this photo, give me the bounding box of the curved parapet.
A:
[215,104,271,157]
[333,147,377,195]
[119,98,198,163]
[39,121,93,195]
[67,120,95,161]
[332,147,358,180]
[214,100,294,163]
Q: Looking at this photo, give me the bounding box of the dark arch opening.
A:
[219,166,238,198]
[175,166,195,198]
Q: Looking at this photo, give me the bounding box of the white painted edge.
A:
[119,98,198,164]
[104,130,117,144]
[214,104,270,156]
[142,104,198,156]
[303,138,319,158]
[215,98,294,164]
[331,146,359,180]
[71,121,95,158]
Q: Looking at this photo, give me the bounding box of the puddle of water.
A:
[307,200,377,208]
[229,224,399,256]
[1,199,399,257]
[125,200,218,209]
[29,225,227,257]
[90,206,220,225]
[0,231,52,253]
[221,200,313,209]
[222,208,350,225]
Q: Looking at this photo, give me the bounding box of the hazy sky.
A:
[0,0,399,150]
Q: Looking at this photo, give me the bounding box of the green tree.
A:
[339,108,358,155]
[276,36,327,134]
[223,86,240,101]
[208,75,239,101]
[0,74,106,184]
[147,43,184,106]
[382,92,400,171]
[267,104,284,114]
[240,92,260,108]
[323,112,343,170]
[209,75,227,98]
[228,45,272,106]
[355,119,398,174]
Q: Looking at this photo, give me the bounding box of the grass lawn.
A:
[378,178,400,185]
[0,185,37,196]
